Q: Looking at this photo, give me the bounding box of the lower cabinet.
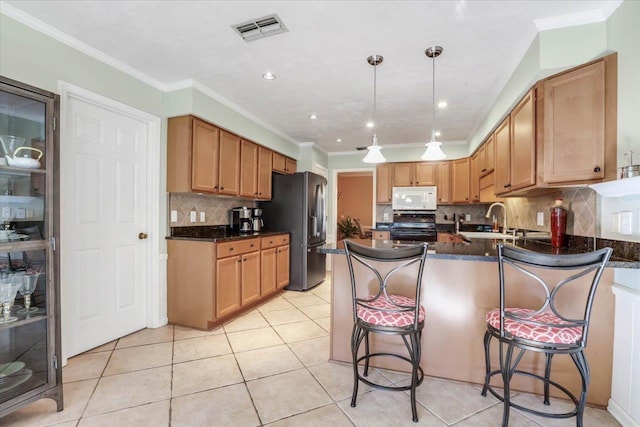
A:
[167,234,289,330]
[372,230,390,240]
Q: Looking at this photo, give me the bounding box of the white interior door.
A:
[61,88,154,358]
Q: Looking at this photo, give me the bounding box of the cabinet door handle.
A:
[594,166,601,173]
[481,168,487,172]
[237,259,241,263]
[229,247,234,251]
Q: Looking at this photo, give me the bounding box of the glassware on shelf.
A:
[18,273,40,314]
[0,276,22,323]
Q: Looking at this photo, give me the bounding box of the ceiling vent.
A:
[232,14,288,42]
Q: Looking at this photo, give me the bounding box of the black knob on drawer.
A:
[594,166,601,173]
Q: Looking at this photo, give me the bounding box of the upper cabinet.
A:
[470,153,480,202]
[272,152,297,175]
[541,60,608,183]
[451,158,470,203]
[494,117,511,195]
[509,89,536,192]
[240,139,273,200]
[376,163,392,204]
[436,161,451,204]
[167,115,292,198]
[392,162,437,187]
[478,135,495,176]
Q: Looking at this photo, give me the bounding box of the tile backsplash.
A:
[504,188,596,237]
[376,187,596,237]
[169,193,256,227]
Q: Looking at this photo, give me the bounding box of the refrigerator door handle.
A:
[311,216,317,237]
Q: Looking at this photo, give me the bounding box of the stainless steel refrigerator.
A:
[259,171,327,291]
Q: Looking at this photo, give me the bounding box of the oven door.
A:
[390,228,437,242]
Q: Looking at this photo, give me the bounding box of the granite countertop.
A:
[319,236,639,269]
[166,225,288,243]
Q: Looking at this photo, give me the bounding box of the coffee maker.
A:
[231,207,253,234]
[252,208,264,232]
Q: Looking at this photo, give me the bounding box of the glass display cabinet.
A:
[0,77,61,417]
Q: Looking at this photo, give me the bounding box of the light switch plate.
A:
[620,211,632,235]
[15,208,25,219]
[170,210,178,222]
[1,207,10,218]
[536,212,544,226]
[465,214,471,221]
[199,211,206,222]
[383,212,389,221]
[611,212,620,232]
[190,210,197,223]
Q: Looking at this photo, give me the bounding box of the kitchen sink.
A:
[458,231,519,240]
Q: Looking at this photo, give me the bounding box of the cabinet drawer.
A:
[217,238,260,258]
[261,234,290,249]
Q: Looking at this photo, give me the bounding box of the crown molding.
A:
[299,142,328,155]
[534,1,622,31]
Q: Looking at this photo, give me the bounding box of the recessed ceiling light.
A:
[435,131,442,137]
[309,114,318,120]
[262,72,276,80]
[336,138,342,142]
[366,121,375,128]
[438,101,448,108]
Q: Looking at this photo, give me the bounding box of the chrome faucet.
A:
[486,202,507,233]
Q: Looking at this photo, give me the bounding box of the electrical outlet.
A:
[620,211,632,235]
[465,214,471,221]
[170,210,178,222]
[611,212,620,233]
[199,211,206,222]
[536,212,544,226]
[26,209,34,219]
[1,207,10,218]
[190,210,197,223]
[383,212,389,221]
[15,208,25,219]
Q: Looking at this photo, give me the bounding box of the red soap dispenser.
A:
[550,198,567,248]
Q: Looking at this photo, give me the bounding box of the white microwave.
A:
[392,186,437,210]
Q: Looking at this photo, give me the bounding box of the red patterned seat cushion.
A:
[486,308,583,345]
[357,295,425,328]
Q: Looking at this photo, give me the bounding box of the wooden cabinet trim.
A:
[217,238,260,258]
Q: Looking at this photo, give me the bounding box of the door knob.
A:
[138,232,148,240]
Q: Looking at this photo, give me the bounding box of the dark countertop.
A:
[319,236,639,269]
[166,225,289,243]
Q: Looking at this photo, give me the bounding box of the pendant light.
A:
[421,46,447,161]
[363,54,386,163]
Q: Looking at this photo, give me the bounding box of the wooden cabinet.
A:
[261,248,277,296]
[240,139,258,198]
[167,240,216,330]
[257,146,273,199]
[218,130,240,196]
[372,230,390,240]
[285,157,297,174]
[191,118,220,192]
[436,161,451,204]
[470,154,480,202]
[272,152,297,174]
[167,116,238,196]
[478,135,495,176]
[451,158,470,203]
[393,163,413,186]
[262,234,290,290]
[415,162,437,186]
[510,90,536,192]
[276,244,290,289]
[240,141,272,199]
[494,117,511,196]
[376,163,392,204]
[215,238,260,318]
[392,162,436,187]
[216,255,242,318]
[241,251,261,306]
[542,61,606,183]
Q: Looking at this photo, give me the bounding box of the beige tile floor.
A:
[2,278,621,426]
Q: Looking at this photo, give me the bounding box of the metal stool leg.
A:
[571,351,590,427]
[363,331,370,377]
[351,324,365,408]
[543,353,553,405]
[500,341,516,427]
[481,330,492,396]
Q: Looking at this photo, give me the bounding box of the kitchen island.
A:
[320,237,636,407]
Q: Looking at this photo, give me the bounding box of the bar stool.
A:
[343,239,429,423]
[481,244,612,427]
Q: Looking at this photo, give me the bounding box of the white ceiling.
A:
[2,1,622,154]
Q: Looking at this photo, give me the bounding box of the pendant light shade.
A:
[363,134,386,163]
[421,45,446,161]
[363,54,386,163]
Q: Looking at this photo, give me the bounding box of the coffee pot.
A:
[252,208,264,232]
